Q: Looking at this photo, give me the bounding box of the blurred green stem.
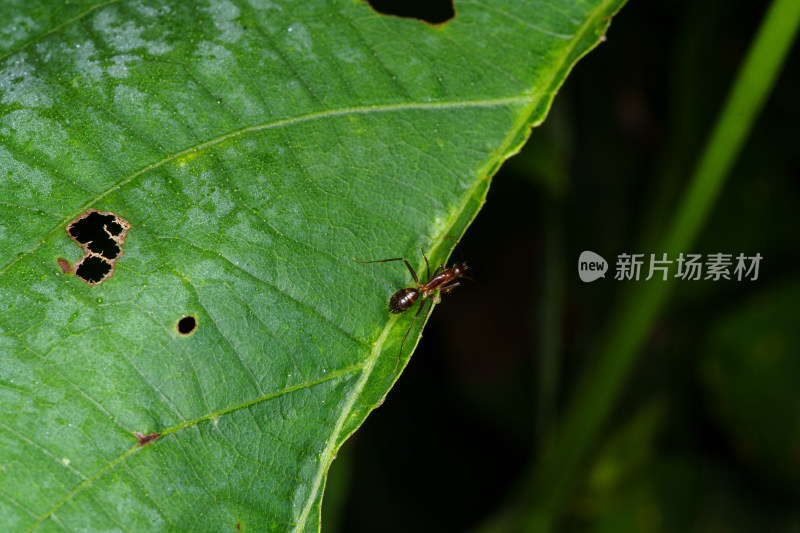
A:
[521,0,800,530]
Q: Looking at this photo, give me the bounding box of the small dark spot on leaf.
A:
[57,258,72,274]
[365,0,454,24]
[177,315,198,336]
[74,255,114,285]
[65,209,131,286]
[235,523,241,531]
[135,432,161,447]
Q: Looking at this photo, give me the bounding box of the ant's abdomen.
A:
[389,288,418,313]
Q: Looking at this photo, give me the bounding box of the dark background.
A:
[325,0,800,531]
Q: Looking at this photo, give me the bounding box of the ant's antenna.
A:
[442,234,466,263]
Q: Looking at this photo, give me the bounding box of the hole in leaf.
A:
[74,255,114,285]
[65,209,131,286]
[67,210,130,260]
[365,0,454,24]
[177,315,198,336]
[134,432,161,447]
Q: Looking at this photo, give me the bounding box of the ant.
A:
[354,242,469,372]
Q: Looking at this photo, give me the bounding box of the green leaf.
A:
[0,0,623,530]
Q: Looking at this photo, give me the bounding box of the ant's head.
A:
[452,262,469,278]
[451,262,475,283]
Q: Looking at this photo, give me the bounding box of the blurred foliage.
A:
[325,0,800,531]
[702,281,800,490]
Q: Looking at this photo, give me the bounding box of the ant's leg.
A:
[421,247,449,281]
[394,298,429,373]
[438,282,461,294]
[420,246,431,281]
[421,249,451,280]
[353,256,419,285]
[423,244,443,280]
